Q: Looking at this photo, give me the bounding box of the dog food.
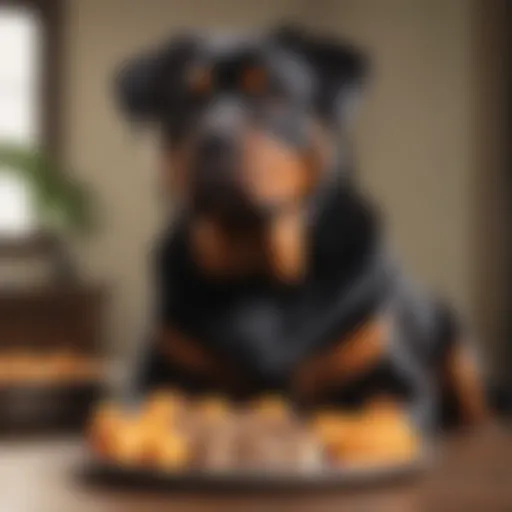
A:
[88,391,420,473]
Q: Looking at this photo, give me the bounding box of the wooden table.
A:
[0,426,511,512]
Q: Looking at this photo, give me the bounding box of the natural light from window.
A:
[0,8,41,237]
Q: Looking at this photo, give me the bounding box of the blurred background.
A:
[0,0,510,452]
[0,1,510,510]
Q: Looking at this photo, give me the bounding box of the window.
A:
[0,8,41,144]
[0,7,40,236]
[0,0,60,238]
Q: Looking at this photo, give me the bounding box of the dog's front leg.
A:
[439,340,490,427]
[125,326,245,400]
[292,314,435,432]
[293,316,390,403]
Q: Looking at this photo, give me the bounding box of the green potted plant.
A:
[0,143,97,283]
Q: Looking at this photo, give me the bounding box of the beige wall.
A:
[63,0,506,357]
[472,0,509,370]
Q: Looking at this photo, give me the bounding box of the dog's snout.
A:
[188,98,252,219]
[192,130,241,214]
[196,98,245,160]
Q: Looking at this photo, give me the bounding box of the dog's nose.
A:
[198,133,234,160]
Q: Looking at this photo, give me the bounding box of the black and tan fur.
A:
[116,26,489,433]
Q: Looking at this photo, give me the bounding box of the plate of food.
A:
[85,390,430,489]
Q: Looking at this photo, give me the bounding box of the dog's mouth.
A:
[188,135,313,227]
[188,158,278,232]
[190,170,304,235]
[191,183,263,232]
[188,152,254,229]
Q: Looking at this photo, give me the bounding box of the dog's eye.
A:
[187,67,213,97]
[241,67,268,95]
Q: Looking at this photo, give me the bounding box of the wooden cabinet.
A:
[0,285,107,432]
[0,285,105,353]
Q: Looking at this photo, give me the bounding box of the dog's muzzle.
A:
[189,98,255,222]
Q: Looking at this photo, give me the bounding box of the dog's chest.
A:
[163,202,386,383]
[175,282,326,381]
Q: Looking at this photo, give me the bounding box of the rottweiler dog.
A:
[116,26,489,433]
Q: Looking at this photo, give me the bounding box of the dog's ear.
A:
[115,34,197,121]
[274,26,369,125]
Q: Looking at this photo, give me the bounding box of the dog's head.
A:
[117,26,367,225]
[117,26,368,280]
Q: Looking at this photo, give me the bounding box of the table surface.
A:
[0,426,511,512]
